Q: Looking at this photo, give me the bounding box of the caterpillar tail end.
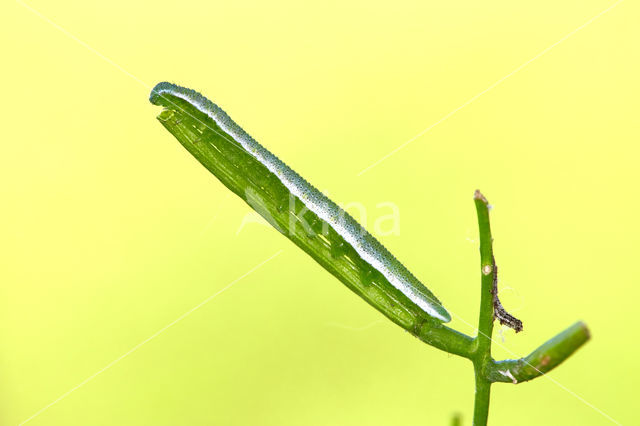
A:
[433,304,452,323]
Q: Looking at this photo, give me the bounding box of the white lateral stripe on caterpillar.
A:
[151,82,450,322]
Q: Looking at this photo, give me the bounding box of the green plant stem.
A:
[471,190,496,426]
[468,192,591,424]
[415,321,474,358]
[488,321,590,383]
[473,367,492,426]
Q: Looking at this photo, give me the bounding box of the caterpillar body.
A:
[149,82,451,327]
[491,262,523,333]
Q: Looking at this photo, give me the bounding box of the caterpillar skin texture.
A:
[150,82,450,325]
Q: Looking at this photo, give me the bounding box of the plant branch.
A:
[469,190,590,425]
[473,368,492,426]
[488,321,590,384]
[471,190,496,426]
[473,190,496,358]
[415,321,474,359]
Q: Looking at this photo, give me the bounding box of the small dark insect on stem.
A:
[491,257,523,333]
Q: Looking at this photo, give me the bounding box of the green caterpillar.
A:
[149,82,450,332]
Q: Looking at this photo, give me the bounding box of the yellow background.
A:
[2,0,639,424]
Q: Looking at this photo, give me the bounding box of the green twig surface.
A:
[489,321,590,384]
[471,191,496,425]
[466,192,590,425]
